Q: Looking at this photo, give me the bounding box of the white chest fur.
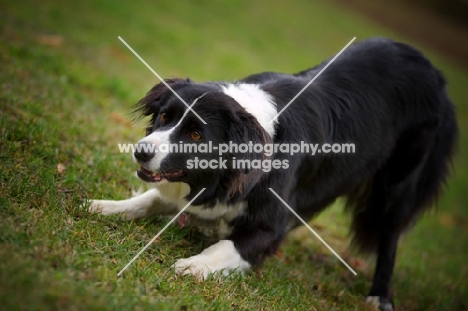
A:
[156,183,246,239]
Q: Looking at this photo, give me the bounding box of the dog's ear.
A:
[133,78,191,119]
[226,110,273,198]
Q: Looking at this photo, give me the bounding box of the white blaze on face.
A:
[222,84,278,137]
[134,94,206,172]
[137,128,174,172]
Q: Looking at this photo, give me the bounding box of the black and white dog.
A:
[88,38,457,310]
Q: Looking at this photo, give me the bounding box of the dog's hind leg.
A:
[353,176,410,311]
[353,119,456,310]
[365,227,400,311]
[357,173,427,311]
[87,188,178,220]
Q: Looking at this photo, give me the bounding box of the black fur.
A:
[135,38,458,308]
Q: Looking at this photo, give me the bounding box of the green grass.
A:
[1,0,467,310]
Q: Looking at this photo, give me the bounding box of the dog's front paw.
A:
[365,296,394,311]
[86,199,137,218]
[86,200,113,215]
[173,240,250,280]
[174,256,216,280]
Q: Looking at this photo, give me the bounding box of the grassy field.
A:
[1,0,467,310]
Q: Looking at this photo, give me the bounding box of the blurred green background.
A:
[1,0,467,310]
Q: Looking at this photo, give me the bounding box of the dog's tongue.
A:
[177,213,188,228]
[153,173,163,182]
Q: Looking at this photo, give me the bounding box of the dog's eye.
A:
[190,130,202,141]
[160,112,167,123]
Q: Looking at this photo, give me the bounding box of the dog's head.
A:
[133,78,275,205]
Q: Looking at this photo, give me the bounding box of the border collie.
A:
[88,38,457,310]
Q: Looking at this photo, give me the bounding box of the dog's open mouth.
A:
[137,166,185,183]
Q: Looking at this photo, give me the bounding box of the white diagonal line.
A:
[118,36,207,125]
[268,188,357,275]
[117,188,206,276]
[268,37,356,124]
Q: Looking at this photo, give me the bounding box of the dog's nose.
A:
[134,141,156,163]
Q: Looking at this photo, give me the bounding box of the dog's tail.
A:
[346,93,458,254]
